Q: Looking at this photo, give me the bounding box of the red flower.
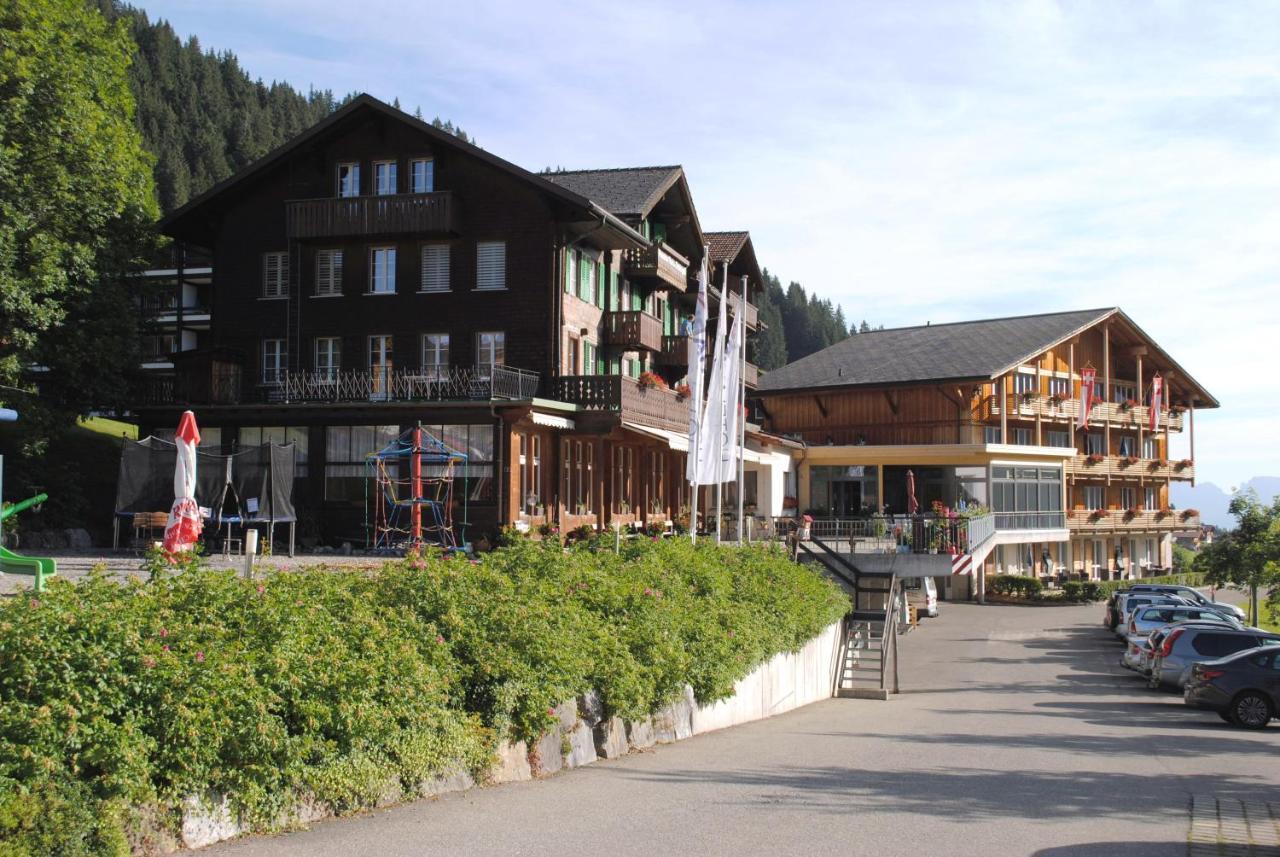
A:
[435,635,445,644]
[195,651,205,663]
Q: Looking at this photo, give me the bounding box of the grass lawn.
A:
[77,415,138,440]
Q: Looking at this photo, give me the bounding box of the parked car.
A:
[1113,594,1192,639]
[1123,619,1237,675]
[1125,605,1239,639]
[1104,588,1135,631]
[1149,626,1280,689]
[1128,583,1246,621]
[1184,646,1280,728]
[903,577,938,618]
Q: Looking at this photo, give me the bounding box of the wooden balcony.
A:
[1068,509,1201,534]
[551,374,691,433]
[603,310,663,352]
[996,394,1185,432]
[727,291,759,329]
[744,361,759,388]
[1065,455,1196,482]
[656,334,689,367]
[286,191,454,239]
[623,242,689,292]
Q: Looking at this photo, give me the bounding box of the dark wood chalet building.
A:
[135,94,766,546]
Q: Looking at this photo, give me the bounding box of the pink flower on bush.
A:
[256,585,265,595]
[142,656,156,669]
[162,644,170,652]
[435,635,445,644]
[158,627,169,637]
[728,630,735,638]
[28,599,39,609]
[643,587,653,596]
[547,707,556,716]
[195,651,205,663]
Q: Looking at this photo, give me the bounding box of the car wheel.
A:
[1230,692,1273,729]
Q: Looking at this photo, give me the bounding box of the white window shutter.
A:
[476,241,506,291]
[421,245,450,292]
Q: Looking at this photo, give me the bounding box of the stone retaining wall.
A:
[180,620,843,850]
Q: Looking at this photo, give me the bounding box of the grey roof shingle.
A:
[757,308,1117,393]
[544,166,682,217]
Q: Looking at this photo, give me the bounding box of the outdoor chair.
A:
[132,511,169,546]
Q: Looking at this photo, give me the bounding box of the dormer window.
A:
[374,160,397,196]
[410,158,434,193]
[337,162,360,197]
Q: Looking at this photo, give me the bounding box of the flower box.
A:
[1121,456,1139,466]
[637,371,667,391]
[1175,459,1193,470]
[1086,453,1105,464]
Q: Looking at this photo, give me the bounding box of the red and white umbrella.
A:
[163,410,203,554]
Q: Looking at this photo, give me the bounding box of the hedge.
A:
[1062,571,1208,603]
[988,575,1043,599]
[0,539,848,854]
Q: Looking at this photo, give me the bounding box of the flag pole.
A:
[737,275,748,544]
[715,263,729,543]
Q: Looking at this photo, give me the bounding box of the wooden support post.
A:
[1189,400,1196,487]
[1135,354,1144,462]
[1035,358,1043,445]
[1103,325,1111,457]
[1000,375,1008,444]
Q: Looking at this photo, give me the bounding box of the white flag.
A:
[717,309,744,483]
[685,249,709,482]
[696,275,729,484]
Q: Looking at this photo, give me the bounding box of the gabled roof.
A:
[544,166,683,218]
[757,307,1218,407]
[704,231,749,262]
[159,94,645,248]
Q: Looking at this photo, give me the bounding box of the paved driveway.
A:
[203,597,1278,857]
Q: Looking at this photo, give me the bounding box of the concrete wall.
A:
[179,620,843,850]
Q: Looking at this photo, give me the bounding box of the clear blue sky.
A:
[138,0,1280,490]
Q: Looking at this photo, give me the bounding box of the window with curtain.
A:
[373,160,397,195]
[1014,373,1037,394]
[315,337,340,381]
[324,425,398,500]
[991,465,1062,528]
[421,333,449,379]
[240,426,309,478]
[477,331,504,377]
[1086,433,1105,455]
[369,247,397,294]
[562,439,594,515]
[337,162,359,197]
[417,424,496,503]
[1117,435,1136,457]
[516,432,544,514]
[1082,485,1104,510]
[261,339,286,384]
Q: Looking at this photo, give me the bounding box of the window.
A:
[369,335,392,400]
[561,439,594,515]
[410,158,434,194]
[239,426,308,478]
[984,426,1001,444]
[477,331,504,377]
[1092,540,1105,573]
[1047,430,1071,448]
[263,252,289,298]
[991,464,1062,528]
[421,333,449,379]
[583,341,597,376]
[1118,435,1136,457]
[315,337,341,381]
[578,255,596,304]
[516,432,544,515]
[1048,376,1070,397]
[1145,487,1157,510]
[325,425,399,500]
[612,446,636,514]
[1014,373,1037,394]
[373,160,397,195]
[261,339,286,384]
[476,241,506,290]
[564,248,577,294]
[1120,487,1136,510]
[1086,432,1105,455]
[567,336,580,374]
[420,244,450,292]
[1143,436,1158,459]
[1012,427,1032,445]
[315,250,343,296]
[1082,485,1104,510]
[337,162,360,197]
[369,247,397,294]
[1113,382,1136,404]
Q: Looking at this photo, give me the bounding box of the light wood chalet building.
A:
[132,94,778,546]
[752,308,1218,584]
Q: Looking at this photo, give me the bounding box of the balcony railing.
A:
[138,365,538,407]
[1066,455,1195,482]
[994,511,1067,530]
[743,362,759,388]
[603,310,664,352]
[622,242,689,292]
[801,513,993,555]
[727,291,759,329]
[1068,509,1201,533]
[286,191,454,239]
[551,374,691,433]
[995,394,1185,432]
[656,334,689,367]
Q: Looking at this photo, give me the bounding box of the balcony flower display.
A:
[1124,507,1141,520]
[1049,392,1069,405]
[1181,508,1200,520]
[674,382,691,400]
[1122,455,1140,466]
[1090,509,1109,520]
[1086,453,1105,464]
[1119,398,1139,411]
[1170,404,1187,414]
[637,371,667,391]
[1156,508,1172,519]
[1149,458,1168,469]
[1175,458,1193,470]
[1018,391,1036,405]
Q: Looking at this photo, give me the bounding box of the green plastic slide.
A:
[0,493,57,592]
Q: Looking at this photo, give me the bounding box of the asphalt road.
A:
[202,594,1278,857]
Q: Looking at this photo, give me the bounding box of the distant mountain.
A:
[1171,477,1280,528]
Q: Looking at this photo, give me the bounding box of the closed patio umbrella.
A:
[906,469,919,515]
[163,410,204,555]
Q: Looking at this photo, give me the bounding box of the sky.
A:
[138,0,1280,490]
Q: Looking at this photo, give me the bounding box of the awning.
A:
[621,421,770,463]
[532,412,575,430]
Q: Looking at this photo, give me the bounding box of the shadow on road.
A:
[1031,844,1188,857]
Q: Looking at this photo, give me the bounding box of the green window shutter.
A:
[631,287,642,312]
[652,222,667,242]
[639,220,649,239]
[595,262,604,307]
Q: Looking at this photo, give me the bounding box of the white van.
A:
[903,577,939,618]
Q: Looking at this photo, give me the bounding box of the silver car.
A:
[1148,626,1280,689]
[1114,594,1191,639]
[1125,605,1238,639]
[1127,584,1247,621]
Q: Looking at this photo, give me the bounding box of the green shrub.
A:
[989,575,1043,599]
[0,541,847,853]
